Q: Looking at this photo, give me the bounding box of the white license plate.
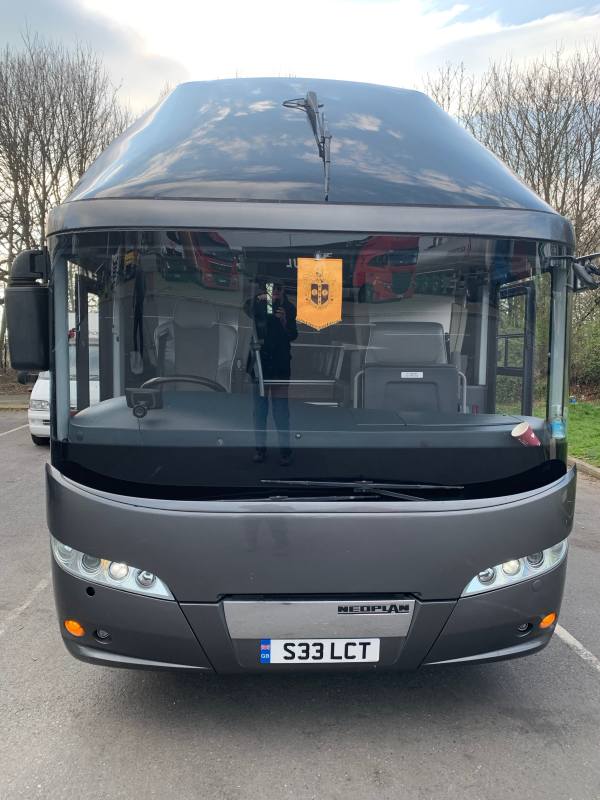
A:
[260,638,380,664]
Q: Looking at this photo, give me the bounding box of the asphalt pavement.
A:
[1,411,599,800]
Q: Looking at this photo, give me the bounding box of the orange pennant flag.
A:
[296,258,343,331]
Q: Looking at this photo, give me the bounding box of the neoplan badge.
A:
[297,257,343,331]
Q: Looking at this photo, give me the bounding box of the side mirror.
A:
[5,249,50,370]
[573,253,600,292]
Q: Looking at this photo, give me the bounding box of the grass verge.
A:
[568,402,600,467]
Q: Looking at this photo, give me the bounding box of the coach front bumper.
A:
[54,556,566,673]
[48,464,574,672]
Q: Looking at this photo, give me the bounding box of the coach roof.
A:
[47,77,574,245]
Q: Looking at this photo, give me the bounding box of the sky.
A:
[2,0,600,112]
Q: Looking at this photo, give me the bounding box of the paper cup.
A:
[511,421,541,447]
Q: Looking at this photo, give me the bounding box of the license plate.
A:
[260,638,380,664]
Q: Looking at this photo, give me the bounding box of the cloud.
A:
[417,9,600,77]
[3,0,600,111]
[338,114,382,132]
[1,0,189,111]
[82,0,496,91]
[80,0,600,97]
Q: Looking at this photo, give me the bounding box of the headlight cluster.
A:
[30,399,49,410]
[462,539,568,596]
[51,535,174,600]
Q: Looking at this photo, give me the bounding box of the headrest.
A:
[173,299,218,329]
[365,322,447,365]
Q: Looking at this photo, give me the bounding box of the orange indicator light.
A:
[64,619,85,637]
[539,612,557,630]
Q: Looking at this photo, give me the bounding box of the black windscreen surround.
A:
[50,229,569,500]
[66,78,553,209]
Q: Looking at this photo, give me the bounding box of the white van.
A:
[29,339,99,445]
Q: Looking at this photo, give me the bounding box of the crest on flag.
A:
[297,258,343,330]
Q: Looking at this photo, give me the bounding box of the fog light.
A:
[540,612,557,629]
[108,562,129,581]
[64,619,85,637]
[95,628,111,641]
[516,622,532,633]
[477,567,496,585]
[135,570,156,589]
[526,552,544,568]
[502,560,521,576]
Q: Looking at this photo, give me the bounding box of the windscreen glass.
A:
[69,342,99,380]
[49,230,569,499]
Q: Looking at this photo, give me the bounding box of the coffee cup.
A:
[511,421,541,447]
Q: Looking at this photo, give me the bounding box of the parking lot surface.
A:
[1,412,599,800]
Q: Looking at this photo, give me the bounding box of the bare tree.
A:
[425,48,600,249]
[0,32,131,366]
[424,47,600,390]
[157,81,173,102]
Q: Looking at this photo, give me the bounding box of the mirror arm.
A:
[546,253,600,290]
[573,261,599,288]
[573,253,600,288]
[572,252,600,275]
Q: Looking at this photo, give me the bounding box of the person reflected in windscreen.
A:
[130,261,145,375]
[245,282,297,465]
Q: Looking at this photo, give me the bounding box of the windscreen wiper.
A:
[283,91,332,201]
[263,479,463,491]
[260,479,464,502]
[267,494,399,502]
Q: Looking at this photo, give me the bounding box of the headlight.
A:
[50,535,173,600]
[30,399,49,410]
[462,539,568,596]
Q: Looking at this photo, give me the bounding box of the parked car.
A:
[29,340,99,445]
[28,372,52,445]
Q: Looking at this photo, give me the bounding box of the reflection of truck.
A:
[354,235,419,302]
[157,231,240,289]
[158,232,197,282]
[191,232,240,290]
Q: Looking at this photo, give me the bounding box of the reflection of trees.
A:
[496,274,551,412]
